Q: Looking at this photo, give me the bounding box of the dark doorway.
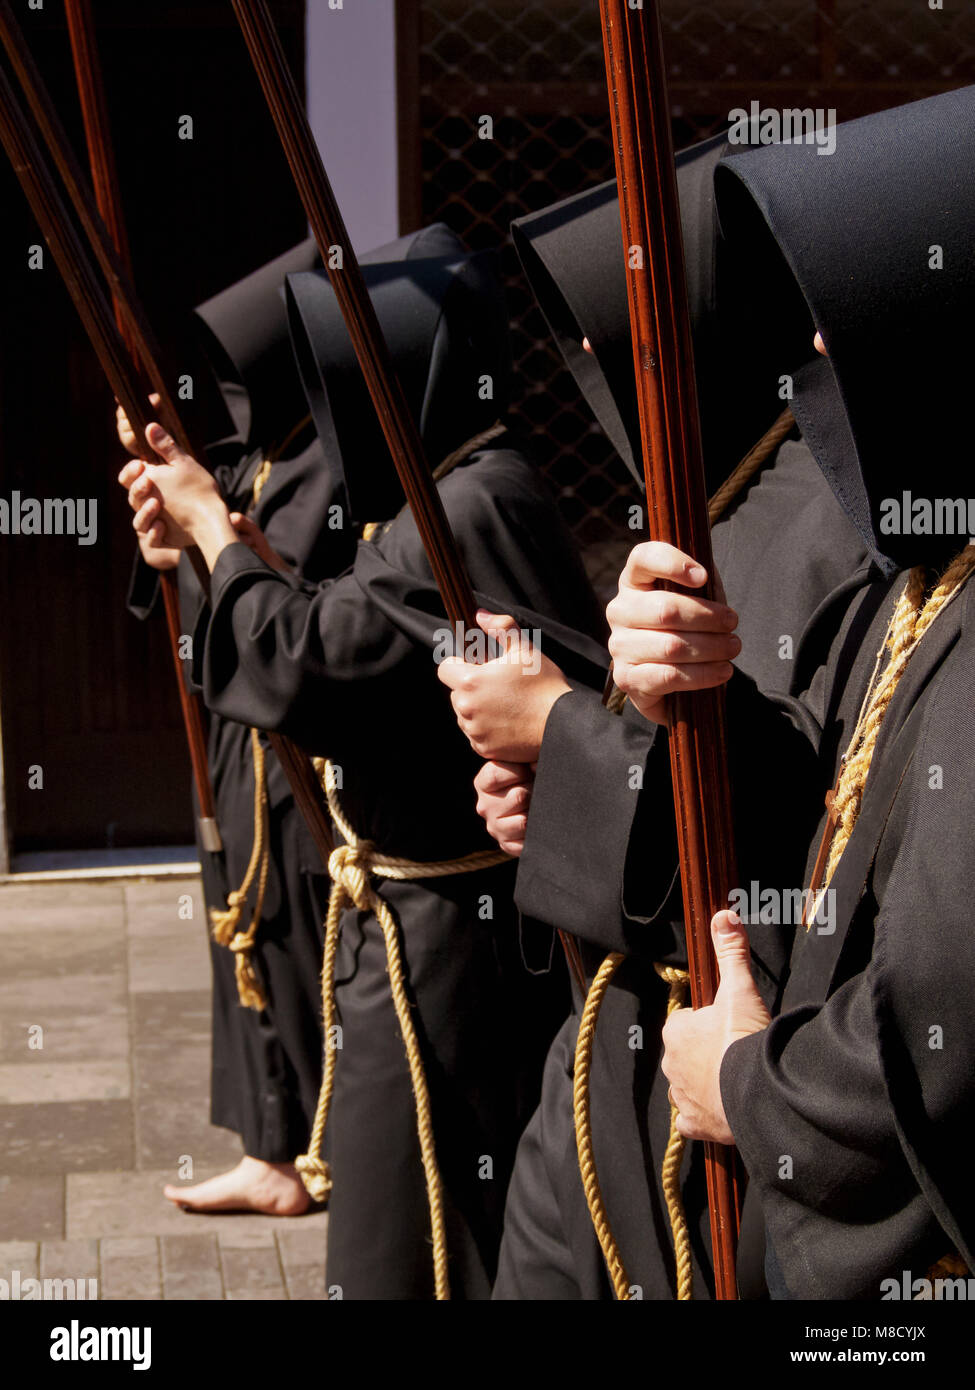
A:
[0,1,307,856]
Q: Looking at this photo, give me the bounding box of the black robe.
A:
[720,568,975,1298]
[493,435,869,1298]
[129,426,352,1161]
[706,83,975,1298]
[196,438,609,1299]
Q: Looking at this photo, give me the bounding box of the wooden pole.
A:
[231,0,477,631]
[597,0,742,1298]
[232,0,589,995]
[0,0,222,848]
[0,5,334,862]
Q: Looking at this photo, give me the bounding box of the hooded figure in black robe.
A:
[126,239,355,1197]
[699,84,975,1299]
[487,131,870,1298]
[181,226,609,1297]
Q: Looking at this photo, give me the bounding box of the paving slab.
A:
[0,929,125,986]
[281,1261,326,1301]
[160,1232,223,1300]
[0,1174,64,1239]
[39,1237,100,1280]
[0,1100,133,1174]
[216,1226,277,1250]
[135,1093,241,1172]
[0,1239,39,1281]
[0,1060,130,1105]
[226,1287,290,1300]
[0,999,129,1065]
[123,879,204,937]
[131,990,212,1048]
[219,1244,287,1298]
[99,1236,162,1301]
[0,971,126,1017]
[127,931,211,995]
[275,1223,328,1269]
[0,881,125,932]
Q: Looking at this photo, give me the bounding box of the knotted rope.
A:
[573,409,795,1298]
[208,726,270,1010]
[295,760,510,1301]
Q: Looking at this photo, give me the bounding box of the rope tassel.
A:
[208,726,271,1009]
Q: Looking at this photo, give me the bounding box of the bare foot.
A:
[163,1157,314,1215]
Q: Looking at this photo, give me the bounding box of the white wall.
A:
[305,0,400,252]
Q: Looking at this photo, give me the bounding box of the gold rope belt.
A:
[295,760,510,1302]
[573,408,795,1301]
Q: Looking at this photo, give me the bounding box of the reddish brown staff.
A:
[231,0,477,630]
[0,0,221,851]
[0,1,337,868]
[598,0,742,1297]
[231,0,589,994]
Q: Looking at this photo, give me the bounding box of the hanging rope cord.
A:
[814,548,975,1285]
[291,419,514,1300]
[820,545,975,893]
[573,407,796,1302]
[294,762,510,1301]
[207,425,309,1008]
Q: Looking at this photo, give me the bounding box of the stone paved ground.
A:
[0,876,327,1299]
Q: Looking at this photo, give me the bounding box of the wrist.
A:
[192,502,237,571]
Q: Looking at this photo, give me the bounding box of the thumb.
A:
[145,422,183,463]
[711,910,761,1000]
[476,609,520,654]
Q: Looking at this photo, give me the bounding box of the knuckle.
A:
[658,631,686,663]
[651,593,679,628]
[611,660,633,692]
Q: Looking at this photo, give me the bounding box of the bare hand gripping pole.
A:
[597,0,742,1298]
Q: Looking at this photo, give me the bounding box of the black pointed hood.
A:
[715,86,975,573]
[192,238,323,451]
[510,131,786,491]
[286,225,512,525]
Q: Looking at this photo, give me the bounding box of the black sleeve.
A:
[721,621,975,1297]
[515,688,677,957]
[125,550,162,621]
[197,542,414,755]
[516,669,826,973]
